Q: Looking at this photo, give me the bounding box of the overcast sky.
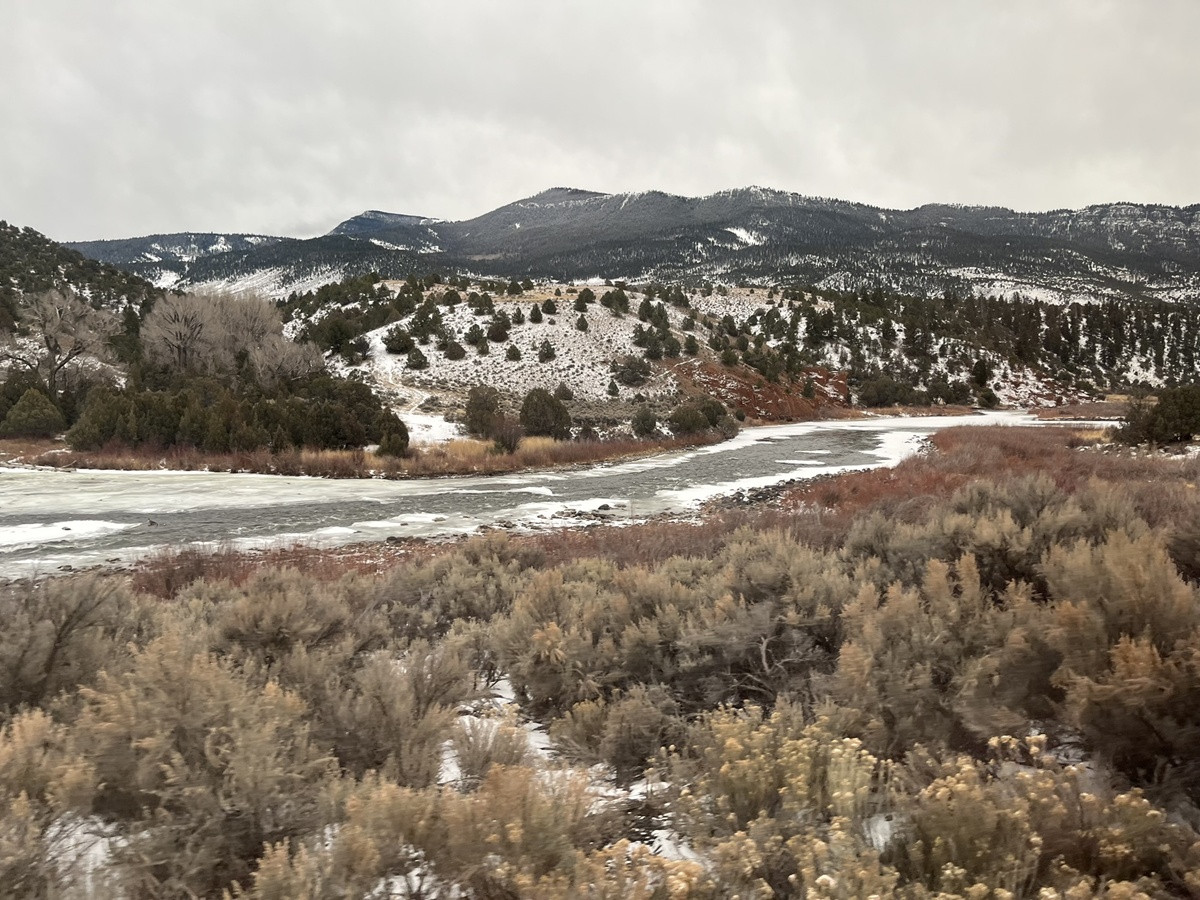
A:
[4,1,1198,241]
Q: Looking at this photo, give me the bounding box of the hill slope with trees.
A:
[67,187,1200,304]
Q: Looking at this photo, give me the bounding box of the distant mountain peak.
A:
[328,210,430,238]
[526,187,608,204]
[61,185,1200,305]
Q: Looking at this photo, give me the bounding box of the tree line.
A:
[0,288,407,455]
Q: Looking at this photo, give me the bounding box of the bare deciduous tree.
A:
[140,293,212,373]
[142,291,323,384]
[0,289,116,403]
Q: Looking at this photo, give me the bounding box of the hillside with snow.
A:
[303,277,1112,439]
[66,186,1200,306]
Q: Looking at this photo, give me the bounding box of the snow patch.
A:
[0,520,135,550]
[725,226,765,246]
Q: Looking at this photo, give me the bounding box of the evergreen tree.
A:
[631,406,657,438]
[520,388,571,439]
[0,388,66,437]
[464,385,501,438]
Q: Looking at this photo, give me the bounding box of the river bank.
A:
[0,411,1037,581]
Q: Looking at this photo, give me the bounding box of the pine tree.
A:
[520,388,571,439]
[0,388,66,437]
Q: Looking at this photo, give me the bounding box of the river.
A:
[0,410,1038,579]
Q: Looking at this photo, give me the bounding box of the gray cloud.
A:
[3,0,1198,241]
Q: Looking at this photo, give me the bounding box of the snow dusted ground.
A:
[360,291,685,403]
[221,278,1095,429]
[199,265,349,299]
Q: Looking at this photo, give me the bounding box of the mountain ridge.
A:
[62,186,1200,302]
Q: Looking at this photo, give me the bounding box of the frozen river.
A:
[0,410,1035,579]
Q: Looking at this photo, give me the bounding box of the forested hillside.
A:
[0,221,157,328]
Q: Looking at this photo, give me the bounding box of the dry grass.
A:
[129,538,435,598]
[0,436,61,464]
[779,424,1200,538]
[1033,400,1129,420]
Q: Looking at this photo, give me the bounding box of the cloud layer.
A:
[4,1,1198,240]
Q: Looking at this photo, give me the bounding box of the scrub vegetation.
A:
[6,424,1200,898]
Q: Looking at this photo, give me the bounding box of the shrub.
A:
[977,386,1000,409]
[450,714,530,789]
[537,339,556,363]
[553,382,574,401]
[667,403,710,435]
[631,406,657,438]
[0,388,66,437]
[611,355,651,386]
[443,340,466,360]
[491,417,524,454]
[377,426,409,457]
[505,343,521,361]
[858,375,924,407]
[1121,386,1200,444]
[406,347,429,370]
[465,385,501,438]
[575,314,588,332]
[382,324,414,354]
[487,314,510,343]
[599,687,683,780]
[520,388,571,440]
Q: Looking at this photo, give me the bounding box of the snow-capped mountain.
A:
[67,232,290,289]
[66,188,1200,302]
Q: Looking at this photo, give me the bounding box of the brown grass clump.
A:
[129,539,436,598]
[0,436,61,464]
[770,424,1200,554]
[1034,400,1129,420]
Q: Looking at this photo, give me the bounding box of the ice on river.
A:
[0,410,1036,579]
[0,520,135,550]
